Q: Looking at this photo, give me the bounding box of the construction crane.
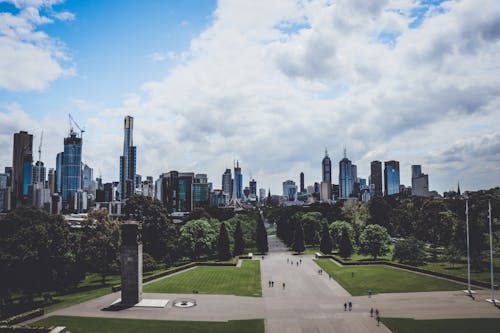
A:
[69,113,86,139]
[38,130,43,162]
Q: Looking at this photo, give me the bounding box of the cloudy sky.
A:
[0,0,499,195]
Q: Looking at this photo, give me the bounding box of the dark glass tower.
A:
[233,161,242,199]
[222,168,232,198]
[62,131,82,209]
[370,161,383,197]
[339,150,353,199]
[322,149,331,184]
[384,160,400,196]
[120,116,137,200]
[300,172,304,193]
[12,131,33,207]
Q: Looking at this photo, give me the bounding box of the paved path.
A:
[29,234,500,332]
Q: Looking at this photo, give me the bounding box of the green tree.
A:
[256,215,268,253]
[299,212,323,245]
[368,197,393,234]
[217,222,232,260]
[338,228,353,258]
[233,220,245,256]
[142,253,159,272]
[392,237,426,265]
[443,245,463,269]
[359,224,390,260]
[179,219,217,259]
[329,220,354,249]
[319,223,332,254]
[81,210,121,284]
[123,195,179,263]
[293,221,305,254]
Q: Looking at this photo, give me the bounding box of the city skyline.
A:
[1,0,499,195]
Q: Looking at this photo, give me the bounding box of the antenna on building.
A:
[38,130,43,162]
[325,147,328,156]
[343,146,347,159]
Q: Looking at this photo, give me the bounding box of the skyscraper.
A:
[384,160,400,196]
[222,168,232,198]
[370,161,383,197]
[233,161,242,199]
[300,172,304,193]
[48,168,56,195]
[411,165,429,197]
[120,116,137,200]
[12,131,33,207]
[321,149,332,200]
[249,179,257,196]
[193,174,209,208]
[82,163,93,193]
[339,150,353,199]
[56,152,64,193]
[282,180,297,201]
[32,161,46,184]
[62,130,82,210]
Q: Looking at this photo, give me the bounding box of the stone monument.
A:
[120,222,143,306]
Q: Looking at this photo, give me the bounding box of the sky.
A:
[0,0,499,195]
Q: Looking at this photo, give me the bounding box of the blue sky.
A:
[0,0,499,195]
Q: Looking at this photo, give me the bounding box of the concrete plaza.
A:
[30,234,499,332]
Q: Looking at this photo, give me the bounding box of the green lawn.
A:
[418,258,500,286]
[314,259,465,296]
[144,260,262,297]
[382,318,500,333]
[33,316,264,333]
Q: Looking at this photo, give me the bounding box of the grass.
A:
[144,260,262,297]
[32,316,265,333]
[314,259,465,296]
[418,258,500,286]
[382,317,500,333]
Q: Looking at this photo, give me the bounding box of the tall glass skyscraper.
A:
[56,152,64,193]
[222,168,232,198]
[384,160,400,196]
[322,149,331,184]
[62,131,82,209]
[233,161,242,199]
[370,161,383,197]
[339,151,353,199]
[120,116,137,200]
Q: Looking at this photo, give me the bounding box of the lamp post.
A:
[463,199,475,296]
[486,200,498,304]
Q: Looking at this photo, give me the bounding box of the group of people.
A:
[287,258,302,266]
[343,301,353,311]
[268,280,286,290]
[370,308,381,326]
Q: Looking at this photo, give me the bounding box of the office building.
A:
[339,150,353,199]
[411,165,429,197]
[158,171,195,212]
[32,161,46,185]
[370,161,383,197]
[193,174,209,208]
[56,152,64,193]
[249,179,257,196]
[48,168,56,194]
[321,149,332,200]
[62,130,82,211]
[233,161,242,200]
[82,163,94,194]
[259,188,266,202]
[0,173,8,211]
[119,116,137,200]
[12,131,33,206]
[384,160,400,196]
[300,172,305,193]
[222,168,232,199]
[282,180,297,201]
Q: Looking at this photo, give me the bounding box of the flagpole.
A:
[486,199,498,304]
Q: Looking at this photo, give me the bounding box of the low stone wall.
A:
[318,254,496,289]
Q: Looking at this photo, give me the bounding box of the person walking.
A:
[271,281,274,287]
[268,280,271,287]
[348,301,352,311]
[376,315,380,326]
[296,261,299,266]
[370,308,373,317]
[344,302,347,311]
[287,258,289,264]
[282,282,285,290]
[375,309,379,318]
[300,258,302,264]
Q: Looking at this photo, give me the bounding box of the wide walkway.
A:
[30,234,499,332]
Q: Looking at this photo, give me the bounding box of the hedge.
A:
[0,309,44,326]
[0,326,55,333]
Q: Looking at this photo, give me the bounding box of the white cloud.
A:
[0,0,74,91]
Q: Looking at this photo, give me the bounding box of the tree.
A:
[81,210,120,284]
[233,220,245,256]
[217,223,232,260]
[359,224,390,260]
[443,245,463,269]
[329,220,354,249]
[123,195,179,263]
[319,223,332,254]
[256,215,268,253]
[299,212,323,245]
[293,221,305,254]
[392,237,426,265]
[179,219,217,259]
[368,197,393,234]
[338,228,353,258]
[143,253,159,272]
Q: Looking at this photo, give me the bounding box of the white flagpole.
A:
[486,200,497,304]
[466,200,471,294]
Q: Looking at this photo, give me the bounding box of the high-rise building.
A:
[62,130,82,210]
[119,116,137,200]
[259,188,266,202]
[47,168,56,195]
[321,149,332,200]
[300,172,305,193]
[411,165,429,197]
[56,152,64,193]
[249,179,257,196]
[384,160,400,196]
[282,180,297,201]
[339,150,353,199]
[233,161,242,199]
[0,173,8,212]
[193,174,209,208]
[82,163,93,193]
[222,168,232,198]
[158,171,195,212]
[32,161,46,185]
[370,161,383,197]
[12,131,33,207]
